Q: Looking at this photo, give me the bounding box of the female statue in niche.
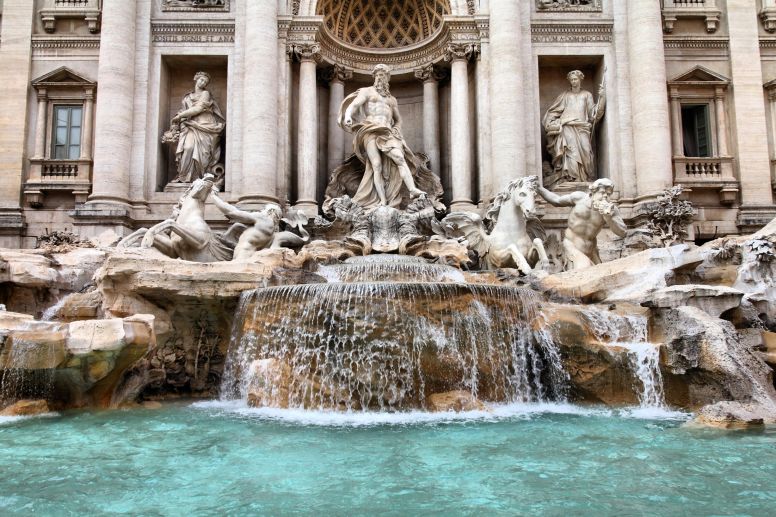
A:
[164,71,226,183]
[542,69,605,187]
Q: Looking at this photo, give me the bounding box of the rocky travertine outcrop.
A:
[0,311,155,409]
[538,245,703,303]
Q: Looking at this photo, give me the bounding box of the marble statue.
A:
[441,176,549,273]
[538,178,627,270]
[210,194,310,261]
[163,71,225,183]
[542,70,605,186]
[131,174,233,262]
[338,64,427,208]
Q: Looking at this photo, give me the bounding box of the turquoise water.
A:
[1,402,776,516]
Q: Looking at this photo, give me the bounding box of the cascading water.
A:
[0,321,60,404]
[581,307,666,408]
[221,256,567,411]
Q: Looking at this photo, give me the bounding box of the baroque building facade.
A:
[0,0,775,248]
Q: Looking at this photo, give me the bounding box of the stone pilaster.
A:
[0,0,35,244]
[728,0,776,228]
[80,89,95,161]
[324,65,352,178]
[714,87,729,157]
[240,0,280,208]
[489,0,525,188]
[414,64,443,176]
[86,0,137,211]
[445,43,477,211]
[669,87,683,157]
[294,43,321,217]
[627,0,673,199]
[277,18,293,205]
[33,89,49,160]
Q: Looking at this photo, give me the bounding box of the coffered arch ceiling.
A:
[316,0,452,49]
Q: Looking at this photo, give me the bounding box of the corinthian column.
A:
[241,0,280,208]
[627,0,673,198]
[489,0,525,187]
[475,17,493,205]
[325,65,352,177]
[86,0,137,209]
[295,43,321,217]
[446,43,476,211]
[728,0,775,212]
[414,64,442,175]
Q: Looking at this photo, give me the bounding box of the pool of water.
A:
[1,402,775,515]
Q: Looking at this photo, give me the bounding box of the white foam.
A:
[191,400,688,427]
[0,412,58,426]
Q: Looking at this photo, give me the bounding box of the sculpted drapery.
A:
[542,70,605,185]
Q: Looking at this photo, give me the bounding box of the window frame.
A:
[50,104,84,161]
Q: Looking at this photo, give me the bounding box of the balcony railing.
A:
[661,0,720,33]
[673,156,738,204]
[40,0,101,33]
[24,159,92,208]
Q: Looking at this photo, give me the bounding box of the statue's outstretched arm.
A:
[211,193,257,225]
[538,186,580,207]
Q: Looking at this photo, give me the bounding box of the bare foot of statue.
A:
[409,188,426,199]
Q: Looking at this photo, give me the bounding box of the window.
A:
[52,105,82,160]
[681,104,712,158]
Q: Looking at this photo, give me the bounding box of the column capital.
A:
[444,43,478,63]
[321,64,353,84]
[291,42,321,63]
[84,87,95,100]
[669,86,681,99]
[414,64,447,83]
[36,88,48,101]
[713,85,727,99]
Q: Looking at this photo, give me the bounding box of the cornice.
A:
[531,22,613,43]
[151,21,235,44]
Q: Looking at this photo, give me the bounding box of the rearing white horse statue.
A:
[442,175,549,273]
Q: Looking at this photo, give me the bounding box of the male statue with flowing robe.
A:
[542,70,605,185]
[338,64,426,209]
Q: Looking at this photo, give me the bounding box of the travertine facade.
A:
[1,0,776,248]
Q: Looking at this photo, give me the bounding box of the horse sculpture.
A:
[441,175,548,273]
[118,174,233,262]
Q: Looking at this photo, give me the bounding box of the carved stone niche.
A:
[158,56,228,191]
[535,0,602,13]
[161,0,230,12]
[538,55,607,191]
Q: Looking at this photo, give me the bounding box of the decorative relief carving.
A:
[317,0,450,49]
[151,22,235,44]
[444,42,477,62]
[321,65,353,84]
[161,0,230,12]
[466,0,476,15]
[531,23,612,43]
[413,64,447,83]
[292,42,322,62]
[535,0,602,13]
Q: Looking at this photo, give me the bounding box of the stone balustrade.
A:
[673,156,738,204]
[661,0,721,33]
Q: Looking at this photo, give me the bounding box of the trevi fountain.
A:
[2,0,776,514]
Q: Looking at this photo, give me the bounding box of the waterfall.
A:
[221,257,567,411]
[582,307,666,408]
[0,322,60,404]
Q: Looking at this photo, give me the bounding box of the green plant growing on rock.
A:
[646,186,696,247]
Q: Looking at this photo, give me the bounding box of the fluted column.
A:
[414,64,442,175]
[714,87,729,157]
[446,43,476,211]
[728,0,774,212]
[489,0,525,187]
[87,0,137,208]
[276,20,292,204]
[80,88,95,161]
[627,0,674,198]
[325,65,352,177]
[295,43,321,217]
[33,89,48,160]
[669,87,683,157]
[241,0,280,208]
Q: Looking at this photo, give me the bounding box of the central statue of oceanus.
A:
[335,64,435,210]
